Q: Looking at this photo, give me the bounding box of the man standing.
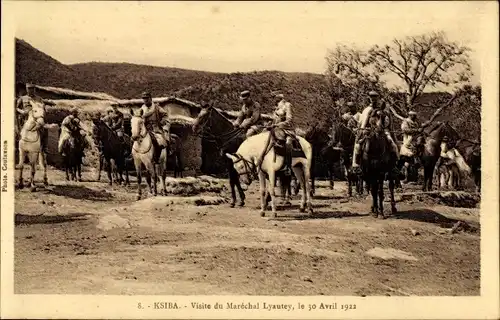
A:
[140,91,170,148]
[351,91,399,173]
[232,90,262,138]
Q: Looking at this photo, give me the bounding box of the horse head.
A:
[192,102,214,134]
[129,108,147,142]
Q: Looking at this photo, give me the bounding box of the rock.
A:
[411,229,420,236]
[301,276,313,283]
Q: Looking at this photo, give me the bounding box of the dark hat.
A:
[141,91,152,98]
[240,90,250,98]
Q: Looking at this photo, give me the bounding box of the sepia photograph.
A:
[1,1,498,319]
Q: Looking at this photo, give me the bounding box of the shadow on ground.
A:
[274,210,365,221]
[15,212,90,225]
[47,185,114,201]
[391,209,479,232]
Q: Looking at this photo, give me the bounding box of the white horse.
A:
[129,108,168,200]
[226,130,314,218]
[16,102,48,191]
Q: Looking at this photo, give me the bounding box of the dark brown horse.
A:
[92,118,131,186]
[326,120,362,196]
[361,110,398,218]
[60,129,86,182]
[419,121,460,191]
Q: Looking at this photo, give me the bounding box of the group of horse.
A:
[191,103,481,219]
[16,101,481,219]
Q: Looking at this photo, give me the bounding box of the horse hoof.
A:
[272,212,277,218]
[391,206,398,214]
[230,203,235,208]
[238,201,245,207]
[260,211,265,217]
[378,214,387,220]
[308,207,314,215]
[136,195,141,201]
[299,206,305,213]
[17,183,24,190]
[30,186,37,192]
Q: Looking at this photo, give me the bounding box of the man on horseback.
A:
[101,106,114,127]
[140,91,171,149]
[351,90,399,174]
[58,107,88,155]
[341,102,361,132]
[270,92,295,176]
[16,83,48,153]
[389,104,447,159]
[232,90,262,138]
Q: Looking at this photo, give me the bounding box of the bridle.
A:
[21,108,45,143]
[231,153,258,182]
[130,116,153,154]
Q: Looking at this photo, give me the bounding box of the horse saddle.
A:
[271,130,305,158]
[148,131,164,164]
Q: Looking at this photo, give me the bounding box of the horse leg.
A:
[29,153,38,192]
[40,151,48,186]
[228,168,237,208]
[303,163,313,215]
[329,165,334,190]
[267,171,278,218]
[108,158,115,186]
[97,154,103,181]
[259,171,267,217]
[369,179,378,217]
[378,177,385,219]
[17,149,25,189]
[389,176,397,214]
[234,171,246,207]
[134,159,142,200]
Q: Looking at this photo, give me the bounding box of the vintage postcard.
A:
[1,1,499,319]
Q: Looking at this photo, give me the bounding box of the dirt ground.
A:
[14,167,480,296]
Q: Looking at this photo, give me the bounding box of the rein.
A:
[232,153,258,181]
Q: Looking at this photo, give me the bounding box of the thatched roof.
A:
[34,84,118,101]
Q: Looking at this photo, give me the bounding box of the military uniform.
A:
[16,84,48,152]
[272,93,294,175]
[109,107,125,137]
[233,90,261,138]
[58,109,80,154]
[351,91,399,170]
[140,92,170,147]
[400,112,421,157]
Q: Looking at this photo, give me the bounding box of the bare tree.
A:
[325,31,473,112]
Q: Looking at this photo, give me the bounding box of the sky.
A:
[9,1,490,89]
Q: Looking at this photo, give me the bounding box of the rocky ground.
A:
[14,167,480,296]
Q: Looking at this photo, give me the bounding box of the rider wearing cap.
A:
[232,90,262,138]
[58,107,86,155]
[101,106,114,127]
[140,91,171,148]
[351,90,399,173]
[271,92,294,176]
[341,101,361,132]
[16,83,48,152]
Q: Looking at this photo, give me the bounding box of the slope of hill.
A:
[15,38,480,138]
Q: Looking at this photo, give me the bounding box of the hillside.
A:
[15,38,480,139]
[15,38,334,127]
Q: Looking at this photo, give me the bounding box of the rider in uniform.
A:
[389,105,447,160]
[232,90,262,138]
[109,104,125,140]
[16,83,48,153]
[140,91,171,149]
[271,92,294,176]
[351,90,399,174]
[101,106,114,127]
[341,101,361,132]
[58,107,87,155]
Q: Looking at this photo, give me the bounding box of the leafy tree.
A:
[325,31,473,112]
